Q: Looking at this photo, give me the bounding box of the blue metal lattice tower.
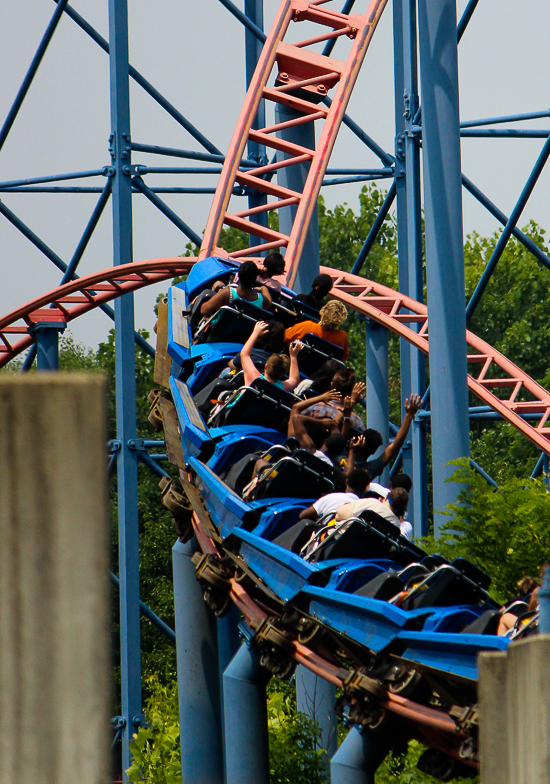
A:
[2,0,550,779]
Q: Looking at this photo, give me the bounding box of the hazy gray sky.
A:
[1,0,549,350]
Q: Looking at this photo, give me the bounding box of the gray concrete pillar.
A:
[0,375,110,784]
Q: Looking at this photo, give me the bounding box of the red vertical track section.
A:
[198,0,389,287]
[1,259,549,457]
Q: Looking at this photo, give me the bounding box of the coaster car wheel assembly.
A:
[159,476,194,542]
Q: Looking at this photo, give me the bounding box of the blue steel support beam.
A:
[1,186,244,195]
[365,319,390,486]
[110,572,176,644]
[322,0,357,57]
[130,142,254,168]
[217,605,241,776]
[223,643,269,784]
[461,108,550,128]
[108,0,142,775]
[322,173,393,186]
[462,175,550,272]
[29,323,66,371]
[393,0,428,535]
[61,180,112,283]
[323,96,395,167]
[540,565,550,634]
[457,0,480,41]
[0,168,106,189]
[350,182,396,276]
[173,539,224,784]
[466,134,550,321]
[276,105,320,293]
[54,0,221,155]
[131,176,202,246]
[0,0,70,152]
[531,453,545,479]
[460,129,550,138]
[244,0,268,243]
[331,727,389,784]
[418,0,470,536]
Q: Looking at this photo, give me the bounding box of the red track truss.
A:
[327,267,550,455]
[1,257,549,457]
[198,0,389,287]
[0,258,194,369]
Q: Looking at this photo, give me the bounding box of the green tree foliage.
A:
[420,459,550,603]
[267,679,329,784]
[126,675,331,784]
[126,675,181,784]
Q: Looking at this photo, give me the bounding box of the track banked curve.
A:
[326,266,550,455]
[1,257,549,459]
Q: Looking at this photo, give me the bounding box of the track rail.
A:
[198,0,389,287]
[327,267,550,455]
[1,256,549,456]
[0,258,194,369]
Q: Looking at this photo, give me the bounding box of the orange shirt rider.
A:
[284,300,349,361]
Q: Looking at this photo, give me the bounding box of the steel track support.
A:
[276,104,320,293]
[393,0,428,534]
[245,0,268,242]
[365,318,390,486]
[217,605,241,776]
[172,539,224,784]
[331,726,389,784]
[29,322,66,371]
[223,643,270,784]
[418,0,470,535]
[108,0,142,775]
[296,666,337,757]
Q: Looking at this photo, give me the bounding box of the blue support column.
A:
[29,322,66,371]
[223,643,270,784]
[540,565,550,635]
[108,0,141,774]
[245,0,268,242]
[276,104,320,293]
[543,454,550,491]
[331,727,389,784]
[217,604,241,775]
[365,319,390,486]
[296,666,337,757]
[393,0,428,534]
[172,540,224,784]
[418,0,470,536]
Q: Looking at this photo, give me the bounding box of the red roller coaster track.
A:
[199,0,389,288]
[1,257,548,456]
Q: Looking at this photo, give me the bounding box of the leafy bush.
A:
[126,676,181,784]
[420,459,550,602]
[126,675,330,784]
[267,679,329,784]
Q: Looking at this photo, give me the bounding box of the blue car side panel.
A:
[397,630,509,681]
[303,586,416,653]
[189,456,255,535]
[234,528,328,604]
